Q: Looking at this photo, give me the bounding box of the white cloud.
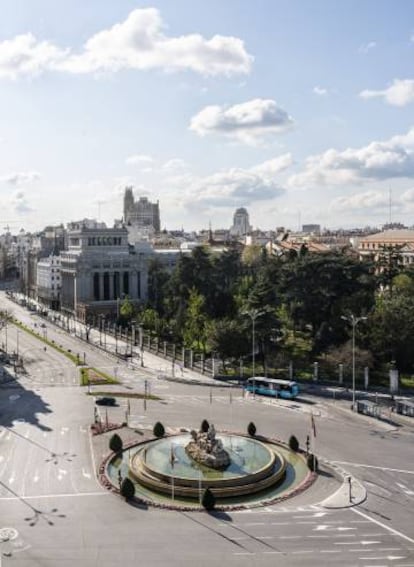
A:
[401,188,414,203]
[330,190,390,212]
[358,41,376,54]
[313,86,328,96]
[289,127,414,187]
[0,171,40,185]
[0,9,252,79]
[125,154,154,166]
[11,190,34,214]
[171,154,292,210]
[190,98,293,145]
[360,78,414,107]
[0,33,68,79]
[162,158,189,172]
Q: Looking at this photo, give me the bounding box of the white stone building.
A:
[36,255,61,309]
[59,224,149,322]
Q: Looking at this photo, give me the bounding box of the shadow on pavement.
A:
[0,373,53,431]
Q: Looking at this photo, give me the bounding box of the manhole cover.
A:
[0,527,18,541]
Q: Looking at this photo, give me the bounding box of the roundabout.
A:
[105,424,314,510]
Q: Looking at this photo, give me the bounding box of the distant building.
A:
[59,224,149,322]
[230,207,251,237]
[358,229,414,267]
[36,254,61,310]
[302,224,321,234]
[124,187,160,232]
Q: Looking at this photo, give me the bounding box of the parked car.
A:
[95,397,116,406]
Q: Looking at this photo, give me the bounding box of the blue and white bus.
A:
[245,377,299,399]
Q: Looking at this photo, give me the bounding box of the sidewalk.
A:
[320,462,367,509]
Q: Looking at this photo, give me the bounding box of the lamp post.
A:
[341,314,367,411]
[99,315,103,346]
[243,308,266,398]
[139,325,144,367]
[131,320,136,357]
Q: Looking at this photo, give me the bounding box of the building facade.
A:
[124,187,160,232]
[230,207,251,237]
[36,255,61,309]
[358,229,414,267]
[59,224,149,322]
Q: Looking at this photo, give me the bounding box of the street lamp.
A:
[243,308,266,397]
[341,314,367,411]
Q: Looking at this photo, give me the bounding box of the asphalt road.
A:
[1,291,414,566]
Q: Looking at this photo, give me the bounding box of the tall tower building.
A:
[123,187,161,232]
[230,207,251,236]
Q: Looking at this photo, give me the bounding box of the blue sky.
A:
[1,0,414,232]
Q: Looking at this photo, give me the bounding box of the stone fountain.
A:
[185,424,230,469]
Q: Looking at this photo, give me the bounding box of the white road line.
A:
[332,461,414,475]
[0,491,108,501]
[352,508,414,544]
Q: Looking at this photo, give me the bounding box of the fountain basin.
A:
[129,434,286,499]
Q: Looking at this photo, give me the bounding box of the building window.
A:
[103,272,110,300]
[137,271,141,299]
[93,272,100,301]
[123,272,129,295]
[114,271,120,298]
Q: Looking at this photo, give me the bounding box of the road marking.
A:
[396,482,414,496]
[359,555,406,561]
[352,508,414,544]
[82,468,91,479]
[332,461,414,475]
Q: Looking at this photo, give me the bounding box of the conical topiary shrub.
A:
[247,421,256,437]
[289,435,299,452]
[120,477,135,501]
[201,419,210,433]
[202,487,216,511]
[153,421,165,438]
[109,433,123,453]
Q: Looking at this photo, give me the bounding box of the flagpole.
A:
[230,388,233,431]
[170,442,175,502]
[199,468,202,506]
[311,412,316,470]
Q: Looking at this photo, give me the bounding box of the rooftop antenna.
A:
[298,210,301,232]
[389,188,392,225]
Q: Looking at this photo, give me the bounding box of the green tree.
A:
[183,288,210,351]
[119,295,135,324]
[367,294,414,372]
[279,253,375,353]
[207,318,250,371]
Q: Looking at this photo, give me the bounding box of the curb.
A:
[319,461,367,509]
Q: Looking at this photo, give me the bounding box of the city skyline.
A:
[1,0,414,232]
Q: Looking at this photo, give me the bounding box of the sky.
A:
[1,0,414,233]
